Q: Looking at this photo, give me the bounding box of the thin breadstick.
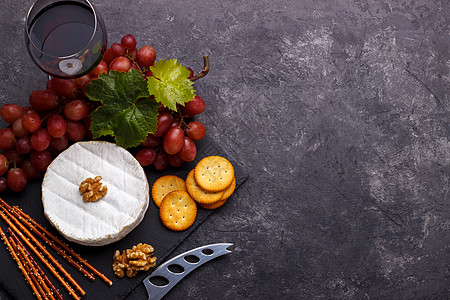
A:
[10,230,64,300]
[9,236,47,300]
[9,230,56,300]
[0,211,80,300]
[0,205,85,296]
[10,207,95,281]
[12,204,112,286]
[0,226,40,299]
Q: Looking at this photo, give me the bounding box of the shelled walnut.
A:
[113,243,157,278]
[79,176,107,202]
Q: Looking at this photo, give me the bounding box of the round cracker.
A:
[198,198,228,210]
[159,191,197,231]
[186,169,224,204]
[194,156,234,192]
[151,175,186,207]
[220,176,236,200]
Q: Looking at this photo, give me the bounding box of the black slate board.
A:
[0,135,248,300]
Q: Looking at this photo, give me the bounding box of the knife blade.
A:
[143,243,233,300]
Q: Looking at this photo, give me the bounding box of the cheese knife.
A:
[143,243,233,300]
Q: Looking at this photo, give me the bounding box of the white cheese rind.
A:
[42,141,149,246]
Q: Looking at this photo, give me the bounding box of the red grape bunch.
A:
[0,77,92,193]
[80,34,208,171]
[135,95,207,170]
[0,34,208,193]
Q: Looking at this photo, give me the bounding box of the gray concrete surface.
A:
[0,0,449,299]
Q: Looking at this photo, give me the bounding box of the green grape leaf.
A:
[85,69,159,148]
[147,59,195,111]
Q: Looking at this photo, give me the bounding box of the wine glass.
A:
[25,0,107,79]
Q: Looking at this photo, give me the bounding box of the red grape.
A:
[50,134,69,151]
[64,100,89,121]
[66,121,85,142]
[50,78,77,99]
[110,43,125,58]
[31,128,51,151]
[29,90,59,111]
[121,34,137,50]
[172,113,181,124]
[135,148,156,166]
[163,127,184,155]
[137,45,156,67]
[157,103,165,113]
[127,48,138,61]
[0,154,8,176]
[109,57,132,73]
[30,150,52,171]
[153,152,168,171]
[75,74,91,88]
[89,60,108,77]
[184,95,205,116]
[21,160,41,179]
[22,113,41,132]
[130,63,139,71]
[185,121,206,140]
[1,104,25,123]
[83,116,93,139]
[15,136,33,154]
[74,74,91,95]
[141,134,161,148]
[47,114,67,138]
[168,153,184,167]
[23,106,37,115]
[46,79,54,91]
[3,149,23,166]
[0,177,6,192]
[178,136,197,162]
[154,112,173,137]
[102,48,116,65]
[0,128,15,150]
[170,114,181,128]
[7,168,27,192]
[12,118,29,138]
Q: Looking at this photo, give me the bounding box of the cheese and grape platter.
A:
[0,33,248,299]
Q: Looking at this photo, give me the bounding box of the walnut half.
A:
[113,243,157,278]
[79,176,107,202]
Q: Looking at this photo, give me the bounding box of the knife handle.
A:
[144,243,233,300]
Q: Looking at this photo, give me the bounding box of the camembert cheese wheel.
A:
[42,141,149,246]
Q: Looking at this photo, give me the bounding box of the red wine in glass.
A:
[26,0,107,79]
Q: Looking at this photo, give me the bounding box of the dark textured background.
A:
[1,0,449,299]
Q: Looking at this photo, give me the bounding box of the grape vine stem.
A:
[190,55,210,81]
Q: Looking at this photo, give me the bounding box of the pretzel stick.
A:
[10,229,63,300]
[12,205,112,286]
[0,226,41,299]
[8,206,95,282]
[0,210,80,300]
[0,204,85,296]
[9,236,47,300]
[12,238,52,300]
[9,230,56,300]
